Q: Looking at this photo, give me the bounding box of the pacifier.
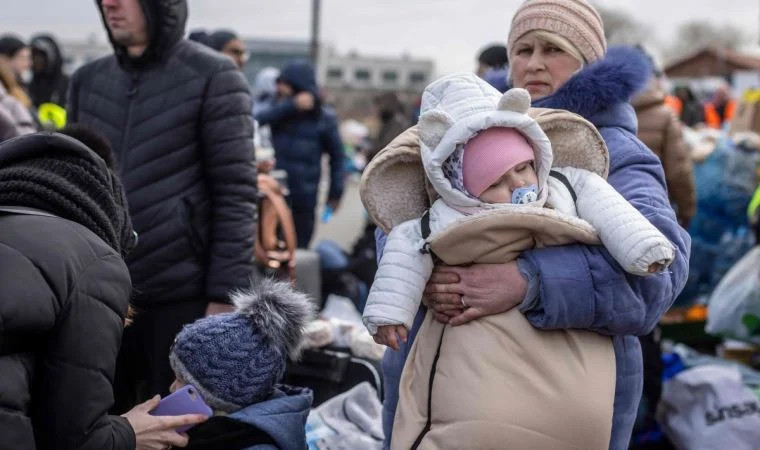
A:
[512,184,538,204]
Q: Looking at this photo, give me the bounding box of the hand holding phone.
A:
[150,384,213,433]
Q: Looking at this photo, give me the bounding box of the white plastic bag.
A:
[706,246,760,344]
[656,365,760,450]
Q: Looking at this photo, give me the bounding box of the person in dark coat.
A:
[256,60,345,248]
[674,86,704,127]
[29,34,69,108]
[0,130,206,450]
[66,0,258,411]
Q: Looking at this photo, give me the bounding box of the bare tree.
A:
[593,4,651,46]
[666,21,747,59]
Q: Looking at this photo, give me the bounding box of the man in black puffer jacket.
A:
[67,0,257,410]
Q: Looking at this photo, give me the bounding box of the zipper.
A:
[120,72,139,171]
[410,325,447,450]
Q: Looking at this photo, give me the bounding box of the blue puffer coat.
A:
[378,47,691,450]
[255,62,345,211]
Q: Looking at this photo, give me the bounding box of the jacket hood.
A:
[30,35,63,76]
[228,385,312,450]
[95,0,188,68]
[533,46,651,124]
[0,132,136,256]
[279,61,319,96]
[418,73,552,212]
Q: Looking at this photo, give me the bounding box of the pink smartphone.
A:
[149,384,213,433]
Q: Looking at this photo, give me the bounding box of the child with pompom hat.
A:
[169,278,315,450]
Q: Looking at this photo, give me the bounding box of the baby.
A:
[362,79,675,350]
[374,126,541,348]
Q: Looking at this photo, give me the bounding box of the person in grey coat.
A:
[67,0,258,411]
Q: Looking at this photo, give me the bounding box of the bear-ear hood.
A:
[360,82,609,234]
[418,74,552,212]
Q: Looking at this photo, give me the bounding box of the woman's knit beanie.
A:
[507,0,607,63]
[0,131,135,256]
[169,278,315,413]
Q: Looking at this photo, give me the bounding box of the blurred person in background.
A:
[703,83,736,129]
[632,49,696,228]
[29,34,69,108]
[255,61,345,249]
[476,43,510,92]
[0,35,32,87]
[673,85,704,127]
[67,0,257,412]
[207,30,248,70]
[0,59,36,140]
[368,91,409,162]
[252,67,280,155]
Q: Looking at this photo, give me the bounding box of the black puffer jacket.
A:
[0,134,134,450]
[67,0,257,304]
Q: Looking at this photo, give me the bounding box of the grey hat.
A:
[169,279,315,412]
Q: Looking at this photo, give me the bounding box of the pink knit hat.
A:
[507,0,607,63]
[463,128,535,197]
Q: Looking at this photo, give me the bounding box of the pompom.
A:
[230,278,316,359]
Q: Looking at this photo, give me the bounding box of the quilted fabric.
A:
[68,0,257,303]
[0,213,134,449]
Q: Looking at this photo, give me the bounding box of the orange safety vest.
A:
[704,100,736,129]
[664,95,683,116]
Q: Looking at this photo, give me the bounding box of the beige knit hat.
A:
[507,0,607,63]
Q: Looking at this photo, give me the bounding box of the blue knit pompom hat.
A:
[169,279,315,413]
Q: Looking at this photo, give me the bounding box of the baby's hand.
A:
[373,324,408,351]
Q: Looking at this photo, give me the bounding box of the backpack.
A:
[255,174,297,282]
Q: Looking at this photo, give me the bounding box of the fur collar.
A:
[533,46,652,119]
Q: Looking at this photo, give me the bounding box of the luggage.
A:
[284,347,382,407]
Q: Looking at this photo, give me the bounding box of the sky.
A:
[2,0,759,75]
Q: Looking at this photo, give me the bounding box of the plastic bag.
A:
[678,137,757,305]
[656,365,760,450]
[706,246,760,344]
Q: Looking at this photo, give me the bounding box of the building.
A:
[319,48,435,120]
[319,49,433,92]
[242,38,311,88]
[665,47,760,80]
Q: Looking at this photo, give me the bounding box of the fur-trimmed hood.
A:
[533,46,652,129]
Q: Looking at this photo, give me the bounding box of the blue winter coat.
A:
[377,47,690,450]
[186,385,313,450]
[255,62,345,211]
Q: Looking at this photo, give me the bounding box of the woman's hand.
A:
[423,262,528,326]
[122,395,208,450]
